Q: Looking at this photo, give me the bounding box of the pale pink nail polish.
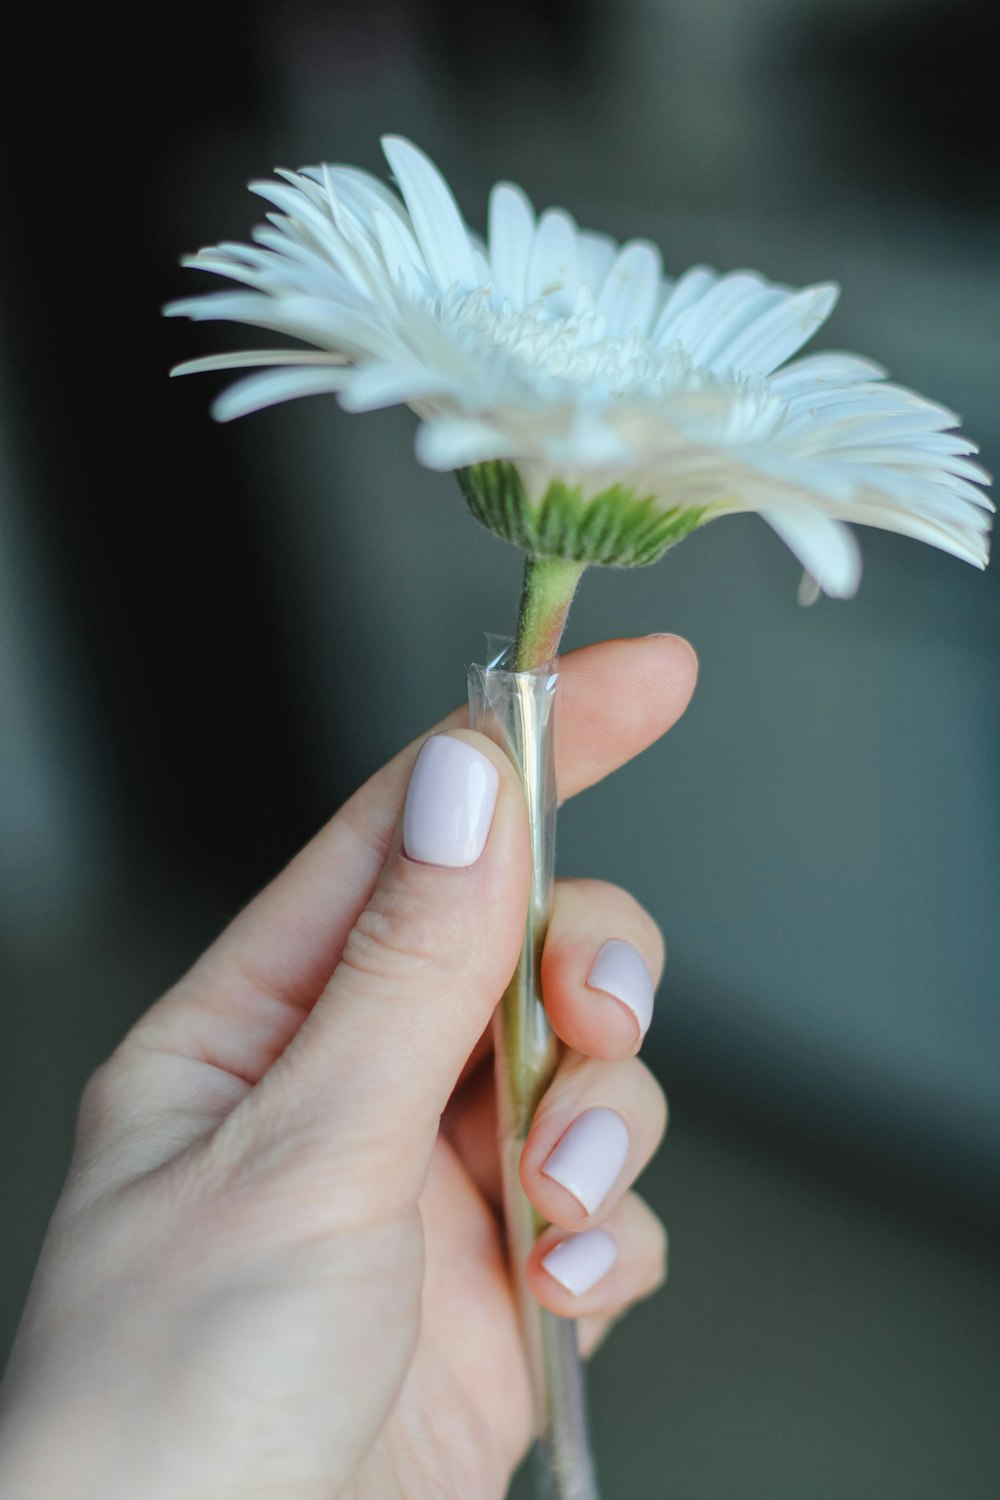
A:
[586,939,655,1039]
[541,1229,617,1296]
[402,735,499,869]
[541,1108,629,1214]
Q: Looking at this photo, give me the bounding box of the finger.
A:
[438,876,666,1210]
[131,635,696,1089]
[542,879,663,1059]
[519,1052,667,1230]
[526,1192,668,1320]
[454,873,664,1101]
[447,1051,669,1229]
[214,730,531,1209]
[552,634,697,804]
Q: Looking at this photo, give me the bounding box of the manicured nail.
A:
[541,1108,630,1214]
[586,939,655,1039]
[403,735,499,868]
[541,1229,617,1296]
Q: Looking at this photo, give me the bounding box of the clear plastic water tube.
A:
[468,638,600,1500]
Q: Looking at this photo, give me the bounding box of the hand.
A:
[0,634,697,1500]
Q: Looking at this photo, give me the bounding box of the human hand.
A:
[0,634,697,1500]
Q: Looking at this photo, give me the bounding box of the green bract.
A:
[457,460,707,568]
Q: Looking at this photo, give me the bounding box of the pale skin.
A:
[0,633,698,1500]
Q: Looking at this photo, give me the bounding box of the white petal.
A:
[274,167,330,213]
[165,291,274,322]
[488,181,535,306]
[526,208,579,312]
[832,446,986,480]
[247,226,345,285]
[178,256,272,291]
[722,283,839,376]
[212,367,350,421]
[791,385,959,433]
[171,349,347,377]
[576,230,619,294]
[596,241,662,337]
[302,163,410,225]
[248,179,343,254]
[541,411,633,468]
[183,248,355,301]
[761,507,862,598]
[769,352,887,394]
[370,206,431,296]
[652,266,719,345]
[338,362,463,412]
[187,242,278,273]
[167,289,401,362]
[835,495,990,567]
[692,282,791,373]
[275,296,401,359]
[663,273,782,367]
[415,417,515,469]
[381,136,477,292]
[834,410,966,446]
[245,204,377,299]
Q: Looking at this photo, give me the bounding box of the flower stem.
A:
[471,551,599,1499]
[514,556,587,670]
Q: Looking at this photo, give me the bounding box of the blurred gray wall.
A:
[1,0,998,1494]
[0,334,119,941]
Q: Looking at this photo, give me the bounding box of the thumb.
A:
[229,730,530,1200]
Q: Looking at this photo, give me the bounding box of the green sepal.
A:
[457,460,706,568]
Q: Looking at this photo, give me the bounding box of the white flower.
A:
[166,136,991,597]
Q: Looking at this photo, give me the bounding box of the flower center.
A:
[441,286,711,400]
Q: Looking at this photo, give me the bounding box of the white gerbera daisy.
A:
[166,135,991,603]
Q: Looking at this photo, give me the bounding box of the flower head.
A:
[167,136,991,598]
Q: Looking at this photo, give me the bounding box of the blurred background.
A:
[1,1,998,1494]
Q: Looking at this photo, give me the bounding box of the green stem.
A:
[502,555,600,1498]
[514,555,587,671]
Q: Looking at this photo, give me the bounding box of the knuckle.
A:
[562,877,666,976]
[625,898,666,976]
[627,1058,669,1142]
[648,1219,670,1292]
[604,878,663,951]
[651,1076,669,1142]
[622,1203,669,1301]
[645,913,667,977]
[340,882,444,985]
[338,860,487,992]
[76,1050,131,1141]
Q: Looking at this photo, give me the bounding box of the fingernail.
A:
[541,1229,617,1296]
[541,1108,630,1214]
[586,939,655,1039]
[403,735,499,869]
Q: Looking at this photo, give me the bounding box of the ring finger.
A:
[520,1050,667,1230]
